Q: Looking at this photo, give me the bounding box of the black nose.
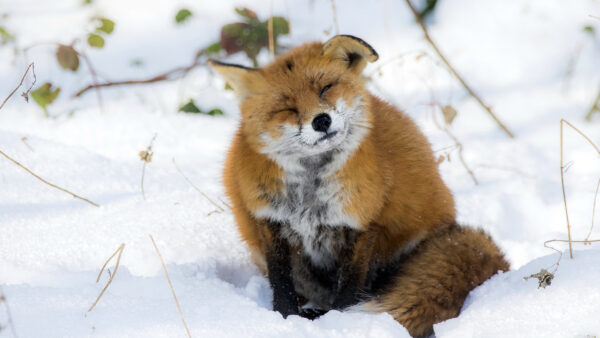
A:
[312,113,332,132]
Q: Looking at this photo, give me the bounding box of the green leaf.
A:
[31,83,60,112]
[271,17,290,36]
[178,99,201,113]
[206,41,221,55]
[0,26,15,44]
[207,108,224,116]
[224,83,233,91]
[82,0,93,5]
[56,45,80,71]
[87,33,105,48]
[583,25,595,36]
[235,8,258,21]
[97,18,115,34]
[175,9,193,24]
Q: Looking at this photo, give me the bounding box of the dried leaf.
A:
[56,45,80,71]
[524,268,554,288]
[442,105,457,125]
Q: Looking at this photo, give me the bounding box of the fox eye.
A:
[319,83,333,99]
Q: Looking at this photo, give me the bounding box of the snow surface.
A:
[0,0,599,337]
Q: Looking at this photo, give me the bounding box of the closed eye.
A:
[269,108,299,118]
[319,83,333,99]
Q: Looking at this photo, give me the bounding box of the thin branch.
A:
[403,0,515,138]
[330,0,340,35]
[585,178,600,243]
[77,50,104,112]
[172,158,225,214]
[559,119,600,259]
[149,235,192,338]
[0,62,36,111]
[74,50,206,98]
[432,104,479,185]
[0,149,100,207]
[89,243,125,312]
[585,86,600,121]
[0,286,18,338]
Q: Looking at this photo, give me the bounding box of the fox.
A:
[209,35,509,337]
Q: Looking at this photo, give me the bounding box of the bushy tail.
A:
[349,224,509,337]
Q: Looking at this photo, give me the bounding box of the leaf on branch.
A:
[31,82,60,112]
[206,41,222,55]
[219,9,290,65]
[87,33,105,48]
[96,18,115,35]
[235,8,258,20]
[441,105,458,125]
[175,9,193,24]
[56,45,80,71]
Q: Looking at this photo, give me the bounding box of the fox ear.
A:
[321,35,378,74]
[208,60,260,100]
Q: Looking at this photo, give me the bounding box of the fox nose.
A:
[312,113,332,133]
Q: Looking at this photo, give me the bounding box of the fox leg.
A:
[354,224,509,337]
[260,221,300,318]
[331,229,376,309]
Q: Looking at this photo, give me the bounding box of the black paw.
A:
[299,308,328,320]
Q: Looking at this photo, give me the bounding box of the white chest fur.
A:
[255,151,361,266]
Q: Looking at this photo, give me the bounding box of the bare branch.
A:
[74,50,206,98]
[149,235,192,338]
[0,286,18,338]
[403,0,515,138]
[0,149,100,207]
[89,243,125,312]
[0,62,36,111]
[584,178,600,243]
[585,86,600,121]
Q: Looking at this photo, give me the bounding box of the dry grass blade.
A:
[0,62,36,111]
[0,149,100,207]
[585,178,600,243]
[403,0,515,139]
[89,243,125,312]
[585,88,600,121]
[560,119,600,258]
[267,2,275,59]
[330,0,340,35]
[149,235,192,338]
[0,286,18,338]
[172,158,226,213]
[140,133,157,200]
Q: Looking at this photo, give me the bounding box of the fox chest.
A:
[255,155,361,266]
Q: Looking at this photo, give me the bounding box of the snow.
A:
[1,0,599,337]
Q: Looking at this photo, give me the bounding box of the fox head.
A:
[209,35,378,168]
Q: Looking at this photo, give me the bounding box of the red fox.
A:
[209,35,509,337]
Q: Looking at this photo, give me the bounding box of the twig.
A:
[77,50,104,113]
[21,137,34,152]
[559,119,600,259]
[74,50,206,98]
[139,133,157,200]
[585,178,600,243]
[585,86,600,121]
[149,235,192,338]
[0,149,100,207]
[403,0,515,138]
[330,0,340,35]
[432,104,479,185]
[0,286,18,338]
[267,2,275,59]
[544,239,600,273]
[172,158,226,214]
[89,243,125,312]
[0,62,36,111]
